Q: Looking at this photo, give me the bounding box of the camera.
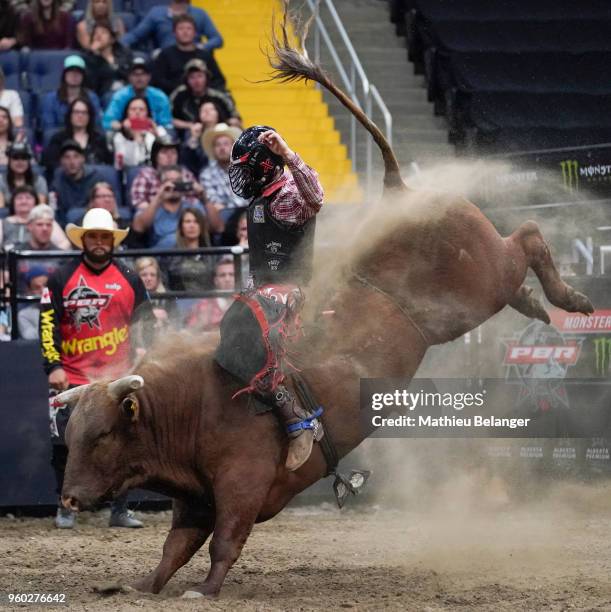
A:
[173,180,193,193]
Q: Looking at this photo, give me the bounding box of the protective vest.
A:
[246,194,316,286]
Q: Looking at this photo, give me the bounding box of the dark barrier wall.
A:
[0,341,57,506]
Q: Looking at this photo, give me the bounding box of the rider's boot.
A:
[273,385,315,471]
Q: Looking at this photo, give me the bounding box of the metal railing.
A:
[304,0,393,198]
[3,246,249,340]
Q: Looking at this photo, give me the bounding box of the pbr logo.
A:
[503,321,583,413]
[63,276,112,331]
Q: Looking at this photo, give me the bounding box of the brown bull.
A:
[57,9,593,599]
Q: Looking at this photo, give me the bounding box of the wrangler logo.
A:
[61,325,129,357]
[40,309,60,362]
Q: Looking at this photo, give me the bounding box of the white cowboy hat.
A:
[202,123,242,160]
[66,208,128,249]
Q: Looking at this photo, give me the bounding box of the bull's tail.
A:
[265,1,408,193]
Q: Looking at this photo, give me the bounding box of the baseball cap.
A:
[129,57,151,73]
[24,265,49,285]
[60,139,85,157]
[7,142,33,159]
[64,55,86,71]
[184,58,210,76]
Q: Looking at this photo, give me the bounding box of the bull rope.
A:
[351,271,430,345]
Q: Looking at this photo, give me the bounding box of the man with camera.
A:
[131,164,223,247]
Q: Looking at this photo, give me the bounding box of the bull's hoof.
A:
[567,289,594,315]
[130,578,157,594]
[182,589,219,599]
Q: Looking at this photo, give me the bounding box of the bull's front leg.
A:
[183,462,276,599]
[132,498,215,594]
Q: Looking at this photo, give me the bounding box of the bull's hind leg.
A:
[132,499,214,594]
[513,221,593,315]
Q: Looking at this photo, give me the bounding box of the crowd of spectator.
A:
[0,0,249,339]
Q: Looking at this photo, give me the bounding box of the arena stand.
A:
[391,0,611,153]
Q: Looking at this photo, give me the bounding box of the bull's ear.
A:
[121,396,139,423]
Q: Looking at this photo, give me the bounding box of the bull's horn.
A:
[54,384,91,406]
[108,375,144,400]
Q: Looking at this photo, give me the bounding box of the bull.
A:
[55,6,593,599]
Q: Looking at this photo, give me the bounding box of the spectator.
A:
[199,123,247,211]
[0,143,48,208]
[12,205,62,289]
[51,140,104,225]
[132,164,221,247]
[182,98,228,175]
[0,185,69,249]
[171,59,234,134]
[0,107,15,166]
[112,96,167,168]
[13,204,58,251]
[0,68,24,129]
[122,0,222,52]
[76,0,125,50]
[151,14,225,96]
[0,0,18,51]
[103,57,173,132]
[185,256,234,331]
[40,55,103,132]
[130,136,198,211]
[17,266,48,339]
[134,256,175,331]
[41,207,150,529]
[83,22,132,99]
[164,205,212,291]
[42,97,112,179]
[82,181,129,228]
[18,0,75,49]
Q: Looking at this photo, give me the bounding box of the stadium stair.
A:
[198,0,363,204]
[312,0,456,184]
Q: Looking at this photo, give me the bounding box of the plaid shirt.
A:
[263,153,324,225]
[199,161,248,209]
[130,166,198,210]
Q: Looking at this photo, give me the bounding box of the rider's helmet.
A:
[228,125,284,199]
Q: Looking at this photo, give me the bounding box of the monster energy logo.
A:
[594,338,611,376]
[560,160,579,192]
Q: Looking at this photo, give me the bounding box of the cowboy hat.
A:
[66,208,128,249]
[202,123,242,160]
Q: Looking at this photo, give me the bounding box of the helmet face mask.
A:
[229,126,284,199]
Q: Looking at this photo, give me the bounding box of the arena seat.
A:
[41,128,59,148]
[117,12,136,32]
[445,52,611,96]
[411,0,611,22]
[17,91,35,128]
[25,51,77,93]
[0,51,23,90]
[133,0,169,18]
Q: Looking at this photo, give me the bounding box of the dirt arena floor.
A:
[3,478,611,611]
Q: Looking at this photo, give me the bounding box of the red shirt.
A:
[40,257,150,385]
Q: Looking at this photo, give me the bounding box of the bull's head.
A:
[57,375,145,512]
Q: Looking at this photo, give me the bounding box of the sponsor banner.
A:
[550,309,611,334]
[359,378,611,438]
[480,145,611,205]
